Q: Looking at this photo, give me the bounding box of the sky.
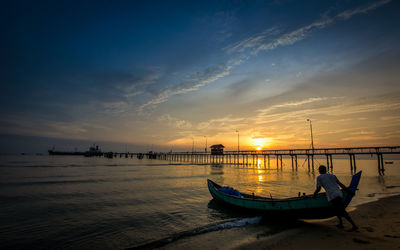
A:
[1,0,400,153]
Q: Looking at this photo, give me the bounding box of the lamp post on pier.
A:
[192,137,195,153]
[204,136,207,153]
[236,130,240,153]
[306,119,314,151]
[307,119,315,170]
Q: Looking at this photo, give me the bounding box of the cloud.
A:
[138,0,391,111]
[341,135,394,141]
[225,78,260,99]
[247,47,400,120]
[138,64,231,111]
[95,70,162,115]
[257,97,335,115]
[227,0,391,55]
[120,71,161,98]
[197,115,245,130]
[0,115,110,140]
[327,102,400,117]
[225,28,280,53]
[380,115,400,121]
[102,101,130,115]
[349,130,376,136]
[158,114,192,129]
[254,97,400,125]
[337,0,391,20]
[78,70,161,115]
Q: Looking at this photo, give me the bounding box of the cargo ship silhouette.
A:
[48,145,102,157]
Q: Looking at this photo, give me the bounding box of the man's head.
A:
[319,165,327,174]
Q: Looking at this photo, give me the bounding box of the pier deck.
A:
[109,146,399,175]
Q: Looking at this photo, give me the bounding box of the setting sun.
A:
[252,138,271,151]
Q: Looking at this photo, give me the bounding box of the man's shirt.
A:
[316,173,343,202]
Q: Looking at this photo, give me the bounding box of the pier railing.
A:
[121,146,399,156]
[224,146,400,155]
[103,146,400,175]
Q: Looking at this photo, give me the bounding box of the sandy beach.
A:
[160,195,400,250]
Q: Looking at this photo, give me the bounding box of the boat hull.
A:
[48,150,85,155]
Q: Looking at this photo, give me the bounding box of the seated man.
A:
[313,165,358,231]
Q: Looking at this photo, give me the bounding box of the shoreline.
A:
[159,195,400,249]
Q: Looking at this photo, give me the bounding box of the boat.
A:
[84,145,103,157]
[207,171,362,219]
[48,145,102,156]
[48,149,85,155]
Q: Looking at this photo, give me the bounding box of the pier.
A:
[107,146,399,175]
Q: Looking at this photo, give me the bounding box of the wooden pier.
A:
[106,146,399,175]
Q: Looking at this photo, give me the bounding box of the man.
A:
[313,165,358,231]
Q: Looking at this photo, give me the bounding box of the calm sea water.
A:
[0,155,399,249]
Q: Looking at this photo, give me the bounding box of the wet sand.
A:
[160,195,400,249]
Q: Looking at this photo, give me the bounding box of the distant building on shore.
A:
[210,144,224,155]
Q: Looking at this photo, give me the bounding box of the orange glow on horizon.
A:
[164,136,278,152]
[251,137,272,151]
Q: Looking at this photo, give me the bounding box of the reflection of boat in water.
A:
[207,171,362,219]
[385,161,394,164]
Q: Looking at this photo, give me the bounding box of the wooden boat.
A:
[207,171,362,219]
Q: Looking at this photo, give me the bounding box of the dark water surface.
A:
[0,155,399,249]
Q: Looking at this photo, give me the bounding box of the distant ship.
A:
[84,145,103,157]
[48,149,85,155]
[48,145,102,156]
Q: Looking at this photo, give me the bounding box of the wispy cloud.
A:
[229,0,391,55]
[337,0,391,20]
[257,97,336,115]
[380,115,400,121]
[0,115,110,140]
[225,28,280,53]
[255,98,400,125]
[91,70,162,115]
[196,115,245,130]
[102,101,130,115]
[121,71,161,98]
[158,114,192,129]
[138,64,231,111]
[138,0,391,111]
[341,135,395,141]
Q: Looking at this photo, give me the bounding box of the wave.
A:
[0,164,87,168]
[0,162,212,169]
[127,217,262,249]
[0,179,108,187]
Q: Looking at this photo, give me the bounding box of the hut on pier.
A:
[210,144,225,155]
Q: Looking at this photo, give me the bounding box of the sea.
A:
[0,154,399,249]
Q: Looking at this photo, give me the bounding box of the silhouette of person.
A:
[313,165,358,231]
